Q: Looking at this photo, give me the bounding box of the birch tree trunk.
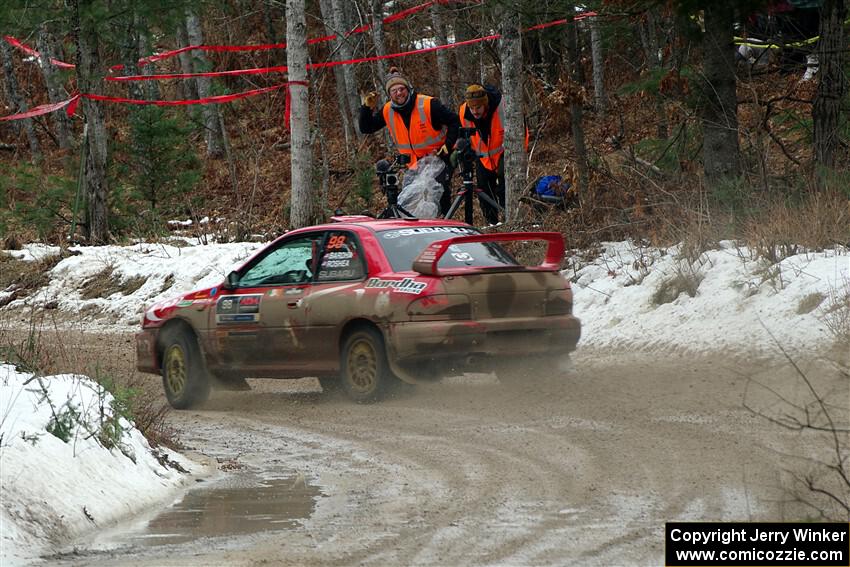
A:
[287,0,314,228]
[186,10,225,158]
[319,0,355,147]
[589,16,606,117]
[0,41,41,162]
[175,21,198,101]
[71,0,109,243]
[701,2,740,184]
[645,12,668,138]
[813,0,846,169]
[36,25,72,151]
[431,4,453,107]
[499,8,526,224]
[331,0,362,133]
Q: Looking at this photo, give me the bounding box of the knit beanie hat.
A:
[464,84,488,108]
[385,67,413,95]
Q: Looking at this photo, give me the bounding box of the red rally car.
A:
[136,217,581,407]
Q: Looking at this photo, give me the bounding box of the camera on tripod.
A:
[376,154,410,194]
[375,154,414,219]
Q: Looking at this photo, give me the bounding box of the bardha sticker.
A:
[365,277,427,294]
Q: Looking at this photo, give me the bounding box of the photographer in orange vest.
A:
[359,67,460,215]
[457,84,527,226]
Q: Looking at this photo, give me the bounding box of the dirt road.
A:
[47,345,848,567]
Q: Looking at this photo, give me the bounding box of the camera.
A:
[375,154,414,219]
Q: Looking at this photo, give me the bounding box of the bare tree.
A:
[70,0,109,243]
[589,15,606,117]
[700,2,740,185]
[186,9,225,158]
[368,0,388,86]
[431,3,454,107]
[565,10,589,190]
[287,0,314,228]
[36,24,72,151]
[331,0,362,133]
[319,0,355,147]
[499,7,526,224]
[0,41,41,162]
[813,0,846,170]
[175,20,198,101]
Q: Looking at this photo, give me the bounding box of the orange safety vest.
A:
[459,102,528,171]
[383,95,447,168]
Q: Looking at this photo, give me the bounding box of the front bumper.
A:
[386,315,581,365]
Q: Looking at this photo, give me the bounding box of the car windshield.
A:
[376,226,519,272]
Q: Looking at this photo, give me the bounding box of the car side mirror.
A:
[224,270,240,290]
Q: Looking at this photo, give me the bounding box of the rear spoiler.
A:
[412,232,565,276]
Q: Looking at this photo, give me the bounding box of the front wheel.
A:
[161,330,211,409]
[340,327,392,403]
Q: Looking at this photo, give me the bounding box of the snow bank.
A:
[0,364,201,565]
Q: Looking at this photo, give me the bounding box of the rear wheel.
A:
[161,330,211,409]
[340,327,392,403]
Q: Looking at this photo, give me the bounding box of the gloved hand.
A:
[436,144,449,158]
[360,90,378,110]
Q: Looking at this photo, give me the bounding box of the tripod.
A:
[444,141,503,225]
[376,156,415,219]
[378,185,415,219]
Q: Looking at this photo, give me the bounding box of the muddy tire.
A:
[161,330,211,409]
[340,327,392,403]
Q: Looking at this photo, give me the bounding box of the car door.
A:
[215,233,322,372]
[300,230,369,371]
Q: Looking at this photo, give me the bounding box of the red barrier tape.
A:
[0,95,79,121]
[2,35,75,69]
[4,0,453,72]
[0,83,308,122]
[105,12,597,82]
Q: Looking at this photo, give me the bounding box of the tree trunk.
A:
[319,0,355,147]
[589,16,606,117]
[287,0,313,228]
[0,41,41,162]
[701,3,740,184]
[813,0,846,169]
[566,11,589,190]
[453,13,477,85]
[71,0,109,244]
[331,0,362,134]
[175,21,198,101]
[36,25,72,151]
[137,21,161,101]
[369,0,388,87]
[431,4,454,107]
[499,8,526,224]
[186,10,225,158]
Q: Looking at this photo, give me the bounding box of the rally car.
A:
[136,217,581,408]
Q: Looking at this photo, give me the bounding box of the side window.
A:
[239,235,319,286]
[316,231,366,282]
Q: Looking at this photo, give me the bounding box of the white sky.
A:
[1,237,847,564]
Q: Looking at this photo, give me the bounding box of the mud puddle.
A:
[129,475,322,546]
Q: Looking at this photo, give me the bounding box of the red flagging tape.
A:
[2,35,75,69]
[0,83,310,122]
[4,0,452,72]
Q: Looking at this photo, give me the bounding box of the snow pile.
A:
[0,364,200,565]
[570,241,849,357]
[2,240,262,326]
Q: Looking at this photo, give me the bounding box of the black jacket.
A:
[359,90,460,153]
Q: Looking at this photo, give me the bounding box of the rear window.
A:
[377,226,519,272]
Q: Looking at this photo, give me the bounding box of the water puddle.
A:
[133,476,321,546]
